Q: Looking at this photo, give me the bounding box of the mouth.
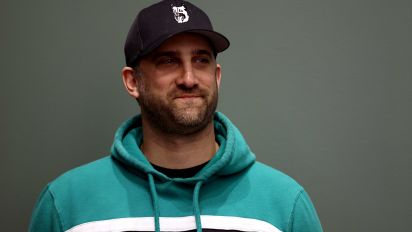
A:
[174,93,203,99]
[173,94,204,106]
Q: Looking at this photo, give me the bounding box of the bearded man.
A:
[30,1,323,232]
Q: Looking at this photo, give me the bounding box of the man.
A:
[30,1,323,232]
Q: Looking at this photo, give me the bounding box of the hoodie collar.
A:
[111,112,256,183]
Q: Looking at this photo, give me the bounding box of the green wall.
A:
[1,0,411,231]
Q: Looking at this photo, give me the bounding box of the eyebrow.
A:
[192,49,213,58]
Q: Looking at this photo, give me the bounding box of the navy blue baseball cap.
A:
[124,0,230,67]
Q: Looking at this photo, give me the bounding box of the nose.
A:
[175,62,198,89]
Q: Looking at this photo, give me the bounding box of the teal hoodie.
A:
[29,112,323,232]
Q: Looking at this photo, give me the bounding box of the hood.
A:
[111,112,256,183]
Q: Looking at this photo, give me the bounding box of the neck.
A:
[140,119,218,169]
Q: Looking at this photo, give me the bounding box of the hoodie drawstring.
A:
[193,181,204,232]
[148,174,160,232]
[147,174,205,232]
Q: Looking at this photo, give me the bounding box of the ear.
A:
[121,67,140,99]
[215,64,222,89]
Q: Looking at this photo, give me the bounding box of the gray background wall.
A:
[1,0,411,231]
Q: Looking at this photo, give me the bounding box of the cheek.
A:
[141,77,175,99]
[195,70,217,84]
[141,67,175,88]
[203,75,219,89]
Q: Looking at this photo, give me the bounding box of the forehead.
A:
[150,33,214,55]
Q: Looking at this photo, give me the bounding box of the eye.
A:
[155,56,178,66]
[164,58,176,64]
[194,56,210,64]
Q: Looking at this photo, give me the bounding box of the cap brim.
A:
[186,29,230,53]
[138,29,230,60]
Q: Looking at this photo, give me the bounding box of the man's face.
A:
[136,33,221,135]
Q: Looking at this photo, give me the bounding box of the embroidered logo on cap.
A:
[172,5,189,23]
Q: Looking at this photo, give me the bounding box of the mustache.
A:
[168,86,209,99]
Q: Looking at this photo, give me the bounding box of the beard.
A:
[138,80,218,135]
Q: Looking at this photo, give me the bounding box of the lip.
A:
[174,94,202,99]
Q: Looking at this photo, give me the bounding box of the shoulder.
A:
[244,161,306,208]
[249,161,303,191]
[43,156,148,216]
[46,156,126,196]
[51,156,112,182]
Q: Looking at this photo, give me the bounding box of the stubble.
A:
[137,78,218,135]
